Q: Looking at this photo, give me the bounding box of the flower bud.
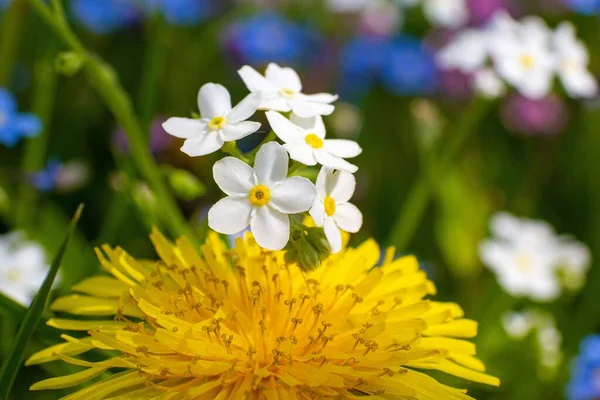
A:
[55,52,84,76]
[285,224,331,272]
[168,169,206,201]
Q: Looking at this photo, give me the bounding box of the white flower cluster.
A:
[328,0,469,28]
[479,212,591,302]
[0,232,49,305]
[437,12,597,100]
[163,63,363,252]
[503,309,563,371]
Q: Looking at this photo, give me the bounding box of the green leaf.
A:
[0,204,84,400]
[0,292,25,317]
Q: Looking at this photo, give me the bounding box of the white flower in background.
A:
[0,232,48,305]
[208,142,316,251]
[490,16,555,99]
[162,83,261,157]
[553,22,597,99]
[436,29,489,73]
[238,63,339,118]
[502,311,534,340]
[266,111,362,173]
[474,68,506,98]
[309,167,363,253]
[327,0,369,12]
[422,0,469,28]
[479,212,591,302]
[555,239,591,291]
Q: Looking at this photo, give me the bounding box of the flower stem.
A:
[27,0,190,240]
[0,0,27,86]
[386,99,490,251]
[15,31,59,228]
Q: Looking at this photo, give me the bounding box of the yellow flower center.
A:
[515,253,533,271]
[520,54,535,70]
[324,196,336,216]
[208,116,228,131]
[249,184,271,206]
[8,269,21,282]
[279,88,296,99]
[304,133,323,149]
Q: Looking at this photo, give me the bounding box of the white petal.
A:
[208,197,253,234]
[517,71,553,100]
[290,113,326,137]
[266,111,305,143]
[269,176,316,214]
[254,142,289,186]
[251,206,290,250]
[197,83,232,119]
[528,276,561,302]
[324,217,342,254]
[162,117,207,139]
[227,93,260,123]
[322,139,362,158]
[561,68,597,98]
[334,203,362,233]
[260,96,292,112]
[221,121,261,141]
[315,166,332,199]
[289,98,335,118]
[299,93,339,104]
[329,169,356,203]
[213,157,257,196]
[238,65,274,93]
[181,132,224,157]
[283,143,317,166]
[315,151,358,173]
[309,200,326,227]
[265,63,302,91]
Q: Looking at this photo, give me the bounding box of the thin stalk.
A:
[0,0,27,86]
[386,99,490,250]
[26,0,190,240]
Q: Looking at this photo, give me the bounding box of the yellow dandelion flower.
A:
[27,229,499,399]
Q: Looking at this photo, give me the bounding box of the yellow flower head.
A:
[27,230,499,399]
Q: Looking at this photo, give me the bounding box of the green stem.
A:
[0,0,27,86]
[386,99,490,250]
[15,31,58,228]
[26,0,190,240]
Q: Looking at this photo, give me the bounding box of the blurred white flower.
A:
[238,63,338,118]
[553,22,597,99]
[422,0,469,28]
[502,311,534,340]
[479,212,591,302]
[474,68,506,98]
[266,111,362,173]
[555,239,591,291]
[208,142,316,251]
[310,167,363,253]
[0,232,48,306]
[163,83,261,157]
[436,29,489,73]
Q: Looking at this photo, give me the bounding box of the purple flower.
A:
[501,93,568,136]
[468,0,511,25]
[113,117,174,155]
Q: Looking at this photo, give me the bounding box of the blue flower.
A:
[0,88,42,147]
[144,0,211,26]
[567,335,600,400]
[0,0,12,11]
[567,0,600,14]
[380,36,438,96]
[225,12,320,67]
[29,159,62,192]
[339,35,390,102]
[71,0,140,34]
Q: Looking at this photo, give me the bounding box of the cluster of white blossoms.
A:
[0,232,48,305]
[479,212,591,302]
[328,0,468,28]
[437,12,597,100]
[163,63,363,252]
[503,309,563,371]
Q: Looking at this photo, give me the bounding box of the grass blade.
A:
[0,204,84,400]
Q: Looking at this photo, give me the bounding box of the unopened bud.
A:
[168,169,206,201]
[55,52,84,76]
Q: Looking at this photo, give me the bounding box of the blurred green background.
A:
[1,0,600,399]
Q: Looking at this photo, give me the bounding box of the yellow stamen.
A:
[515,254,533,271]
[305,134,323,149]
[324,196,336,216]
[279,88,296,99]
[249,185,271,206]
[520,54,535,70]
[208,116,227,131]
